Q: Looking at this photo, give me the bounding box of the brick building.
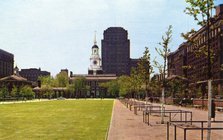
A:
[70,38,117,98]
[168,4,223,94]
[0,49,14,78]
[70,74,117,98]
[19,68,50,82]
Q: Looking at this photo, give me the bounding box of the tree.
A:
[150,76,162,98]
[183,1,215,138]
[20,85,35,100]
[38,75,55,87]
[154,25,172,124]
[130,68,143,100]
[38,76,54,99]
[41,85,53,99]
[66,82,76,98]
[167,78,186,98]
[0,86,8,98]
[74,76,86,98]
[117,76,132,97]
[106,80,120,97]
[11,86,20,98]
[137,47,153,102]
[55,71,69,87]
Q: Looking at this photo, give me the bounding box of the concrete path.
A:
[108,100,223,140]
[0,99,54,105]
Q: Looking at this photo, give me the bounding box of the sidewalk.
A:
[0,99,54,105]
[108,100,223,140]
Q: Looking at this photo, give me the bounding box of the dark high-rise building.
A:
[130,58,140,71]
[0,49,14,78]
[19,68,50,82]
[102,27,130,76]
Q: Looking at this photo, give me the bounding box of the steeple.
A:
[92,31,99,49]
[14,65,20,76]
[94,31,97,45]
[89,31,103,75]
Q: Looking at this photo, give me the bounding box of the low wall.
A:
[193,99,223,107]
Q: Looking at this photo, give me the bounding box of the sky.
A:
[0,0,222,76]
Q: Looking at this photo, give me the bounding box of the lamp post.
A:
[207,0,212,139]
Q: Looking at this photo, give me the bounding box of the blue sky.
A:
[0,0,222,76]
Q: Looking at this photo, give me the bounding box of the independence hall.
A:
[168,4,223,96]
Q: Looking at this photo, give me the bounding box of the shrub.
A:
[20,86,35,100]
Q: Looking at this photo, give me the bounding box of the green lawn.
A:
[0,99,114,140]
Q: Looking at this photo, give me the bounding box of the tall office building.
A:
[0,49,14,78]
[102,27,130,76]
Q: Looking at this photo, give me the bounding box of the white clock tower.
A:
[88,32,103,75]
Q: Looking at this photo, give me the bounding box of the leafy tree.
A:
[154,25,172,97]
[167,78,186,98]
[38,75,55,87]
[118,76,132,97]
[183,1,216,138]
[106,80,120,97]
[137,47,153,100]
[0,86,8,98]
[74,76,86,98]
[130,68,143,100]
[84,85,90,98]
[41,85,53,99]
[66,82,76,98]
[182,0,217,74]
[150,76,161,97]
[55,71,69,87]
[99,82,109,98]
[184,0,214,26]
[20,85,35,100]
[38,75,54,98]
[11,86,20,98]
[154,25,172,124]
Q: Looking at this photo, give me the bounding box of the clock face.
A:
[93,60,97,65]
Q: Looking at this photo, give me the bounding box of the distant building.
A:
[60,69,69,77]
[0,66,33,93]
[167,4,223,94]
[70,35,117,98]
[19,68,50,82]
[130,58,140,71]
[101,27,141,76]
[168,43,188,78]
[71,74,117,98]
[102,27,130,76]
[0,49,14,78]
[88,34,103,75]
[0,74,32,92]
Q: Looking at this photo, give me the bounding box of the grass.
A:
[0,99,114,140]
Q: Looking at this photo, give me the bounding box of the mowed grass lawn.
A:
[0,99,114,140]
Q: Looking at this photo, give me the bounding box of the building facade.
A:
[168,4,223,95]
[168,43,188,78]
[0,49,14,78]
[102,27,130,76]
[71,74,117,98]
[70,37,117,98]
[130,58,140,71]
[19,68,50,82]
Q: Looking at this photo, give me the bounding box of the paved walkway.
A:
[0,99,54,104]
[108,100,223,140]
